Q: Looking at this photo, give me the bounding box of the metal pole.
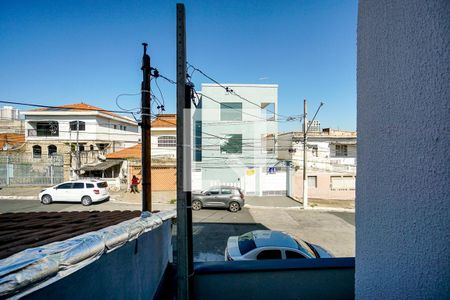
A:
[303,99,308,209]
[76,120,80,180]
[141,43,152,212]
[176,3,193,300]
[6,155,9,186]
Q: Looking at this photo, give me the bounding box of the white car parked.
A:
[225,230,332,261]
[39,180,110,206]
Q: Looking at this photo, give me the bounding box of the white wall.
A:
[25,114,139,143]
[357,0,450,298]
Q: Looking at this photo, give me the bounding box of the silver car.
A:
[225,230,332,261]
[192,186,245,212]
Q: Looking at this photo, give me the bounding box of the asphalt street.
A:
[0,199,355,261]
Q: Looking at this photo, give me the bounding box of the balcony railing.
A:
[27,129,59,137]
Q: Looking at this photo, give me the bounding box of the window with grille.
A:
[220,134,242,154]
[335,144,348,157]
[32,145,41,159]
[48,145,57,157]
[331,176,355,190]
[308,176,317,188]
[158,136,176,147]
[69,121,85,131]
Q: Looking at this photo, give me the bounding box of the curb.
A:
[244,204,355,213]
[0,196,37,200]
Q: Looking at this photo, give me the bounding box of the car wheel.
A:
[81,196,92,206]
[229,201,240,213]
[192,200,202,211]
[41,194,52,205]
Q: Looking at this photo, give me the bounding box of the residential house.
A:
[278,128,357,200]
[22,102,140,180]
[101,114,177,194]
[193,84,282,195]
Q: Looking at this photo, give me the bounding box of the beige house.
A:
[278,128,356,200]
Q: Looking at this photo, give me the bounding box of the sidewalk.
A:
[0,186,354,211]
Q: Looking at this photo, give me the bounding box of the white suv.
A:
[39,180,110,206]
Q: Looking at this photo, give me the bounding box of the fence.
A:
[0,154,64,186]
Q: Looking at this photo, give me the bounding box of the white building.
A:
[278,128,357,200]
[150,114,176,158]
[22,102,140,179]
[193,84,282,195]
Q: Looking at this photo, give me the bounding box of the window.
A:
[48,145,57,157]
[36,122,59,137]
[194,121,202,161]
[123,126,127,131]
[208,188,220,195]
[257,250,282,260]
[220,102,242,121]
[86,183,94,188]
[221,188,233,194]
[113,125,117,129]
[79,144,85,152]
[335,144,348,157]
[73,183,84,189]
[220,134,242,154]
[331,176,355,190]
[90,145,94,151]
[311,145,318,157]
[120,125,123,130]
[32,145,41,159]
[308,176,317,188]
[69,121,85,131]
[286,250,306,259]
[158,136,176,148]
[97,182,108,188]
[57,183,72,189]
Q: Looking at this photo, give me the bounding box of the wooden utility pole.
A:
[176,3,193,300]
[141,43,152,212]
[303,99,308,209]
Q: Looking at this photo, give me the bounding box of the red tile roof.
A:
[106,144,141,159]
[33,103,134,123]
[152,114,176,128]
[0,133,25,149]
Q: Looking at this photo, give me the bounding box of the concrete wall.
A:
[193,258,355,300]
[25,220,173,300]
[293,171,355,200]
[357,0,450,298]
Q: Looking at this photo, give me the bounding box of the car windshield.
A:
[238,232,257,255]
[296,240,317,258]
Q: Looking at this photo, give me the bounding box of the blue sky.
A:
[0,0,357,132]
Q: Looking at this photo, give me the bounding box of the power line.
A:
[187,62,291,120]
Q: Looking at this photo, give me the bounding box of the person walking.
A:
[130,175,141,193]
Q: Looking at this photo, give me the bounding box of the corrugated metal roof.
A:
[0,211,140,259]
[81,160,123,171]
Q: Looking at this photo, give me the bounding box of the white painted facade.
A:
[193,84,280,196]
[278,129,357,200]
[23,111,139,147]
[151,127,176,158]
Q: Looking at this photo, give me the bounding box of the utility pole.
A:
[303,99,308,208]
[302,100,324,209]
[76,120,80,180]
[141,43,152,212]
[176,3,193,300]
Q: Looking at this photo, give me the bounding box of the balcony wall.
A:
[23,219,173,300]
[193,258,354,300]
